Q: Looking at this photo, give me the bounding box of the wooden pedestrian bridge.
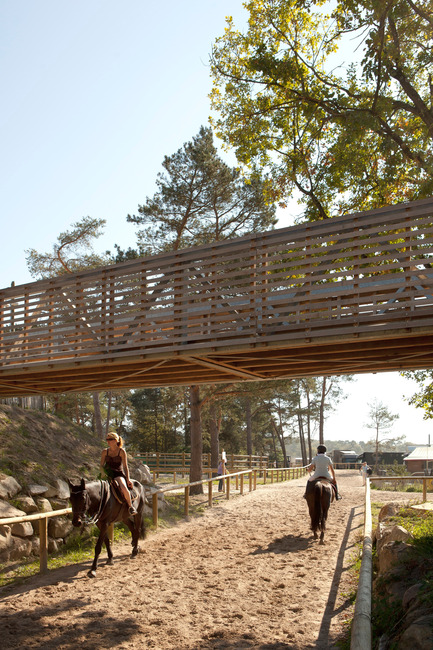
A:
[1,197,433,397]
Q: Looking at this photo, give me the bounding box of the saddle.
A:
[306,477,336,499]
[110,480,138,507]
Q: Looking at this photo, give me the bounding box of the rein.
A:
[79,480,110,526]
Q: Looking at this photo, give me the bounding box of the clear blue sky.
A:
[1,1,432,445]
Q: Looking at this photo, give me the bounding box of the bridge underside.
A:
[1,197,433,396]
[0,329,432,396]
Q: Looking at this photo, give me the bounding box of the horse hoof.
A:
[106,558,114,566]
[131,549,138,558]
[319,540,325,545]
[88,570,97,578]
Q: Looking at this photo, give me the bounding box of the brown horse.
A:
[305,479,334,544]
[68,478,147,578]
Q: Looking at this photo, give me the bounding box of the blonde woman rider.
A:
[101,432,137,515]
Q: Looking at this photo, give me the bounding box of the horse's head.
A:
[68,478,89,527]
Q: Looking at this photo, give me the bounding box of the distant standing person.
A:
[217,457,226,492]
[304,444,342,500]
[360,461,371,486]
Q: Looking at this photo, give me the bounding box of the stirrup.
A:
[129,506,137,515]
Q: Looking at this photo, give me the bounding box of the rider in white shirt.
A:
[304,445,342,500]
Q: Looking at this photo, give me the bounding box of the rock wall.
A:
[0,464,164,565]
[0,475,73,563]
[373,503,433,649]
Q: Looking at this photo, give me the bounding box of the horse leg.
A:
[88,522,108,578]
[124,517,140,558]
[104,530,114,565]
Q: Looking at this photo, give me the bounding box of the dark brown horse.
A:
[68,478,147,578]
[305,479,334,544]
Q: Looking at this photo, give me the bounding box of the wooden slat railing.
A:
[1,198,433,394]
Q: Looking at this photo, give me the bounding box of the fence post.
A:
[254,469,257,490]
[423,478,427,502]
[263,469,267,485]
[226,476,230,500]
[249,471,253,492]
[184,485,190,518]
[208,480,213,508]
[240,473,244,495]
[152,492,159,527]
[39,516,48,574]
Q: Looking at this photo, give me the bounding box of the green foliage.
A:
[25,216,109,278]
[128,387,187,453]
[121,126,277,257]
[401,370,433,419]
[210,0,433,219]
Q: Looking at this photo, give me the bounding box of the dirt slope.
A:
[0,404,104,488]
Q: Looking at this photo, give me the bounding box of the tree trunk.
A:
[189,385,203,495]
[298,412,307,466]
[93,392,104,440]
[209,400,219,477]
[319,377,326,445]
[304,385,313,461]
[105,391,112,435]
[183,388,190,448]
[245,397,253,456]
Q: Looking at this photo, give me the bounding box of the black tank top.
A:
[104,450,125,477]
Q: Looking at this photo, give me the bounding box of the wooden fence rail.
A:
[0,466,308,575]
[369,475,433,502]
[148,466,309,527]
[0,507,72,575]
[135,452,269,474]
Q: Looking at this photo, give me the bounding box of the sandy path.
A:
[0,471,417,649]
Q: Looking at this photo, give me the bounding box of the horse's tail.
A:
[311,482,322,532]
[138,483,148,540]
[319,483,332,533]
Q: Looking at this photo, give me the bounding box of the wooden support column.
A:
[152,492,159,527]
[39,516,48,574]
[208,480,213,507]
[184,485,190,518]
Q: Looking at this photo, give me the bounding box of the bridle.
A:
[71,480,109,526]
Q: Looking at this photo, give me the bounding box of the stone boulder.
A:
[0,500,26,519]
[397,615,433,649]
[53,479,70,500]
[0,525,12,553]
[0,476,22,498]
[35,498,53,512]
[11,521,33,538]
[402,583,423,611]
[378,540,412,574]
[8,536,32,561]
[378,502,400,522]
[28,484,49,497]
[48,516,73,539]
[13,495,38,514]
[136,464,153,484]
[42,485,59,498]
[376,525,412,555]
